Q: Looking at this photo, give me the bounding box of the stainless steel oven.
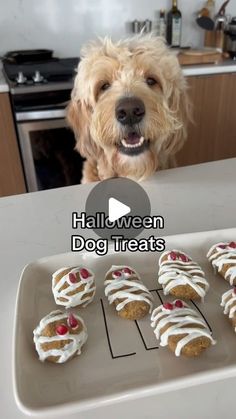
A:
[16,108,83,192]
[3,54,83,192]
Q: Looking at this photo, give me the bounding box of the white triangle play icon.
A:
[108,198,131,222]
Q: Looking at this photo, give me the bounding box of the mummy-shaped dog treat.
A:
[207,241,236,286]
[158,250,209,301]
[104,265,153,320]
[221,287,236,333]
[52,266,96,308]
[33,310,88,363]
[151,300,216,357]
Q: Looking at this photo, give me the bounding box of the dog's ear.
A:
[67,100,100,159]
[163,80,191,156]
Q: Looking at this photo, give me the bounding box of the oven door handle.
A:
[16,109,67,122]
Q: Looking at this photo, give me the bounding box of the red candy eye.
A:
[170,252,177,261]
[218,244,226,249]
[179,254,189,262]
[123,267,133,275]
[113,270,122,277]
[69,273,77,283]
[229,242,236,249]
[175,300,184,308]
[68,313,79,329]
[163,302,173,310]
[80,268,90,279]
[56,324,68,335]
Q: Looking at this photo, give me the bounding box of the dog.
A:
[67,34,189,183]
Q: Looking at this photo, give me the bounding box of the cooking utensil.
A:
[196,0,215,31]
[196,8,215,31]
[196,0,230,32]
[217,0,230,17]
[215,0,230,30]
[3,49,54,64]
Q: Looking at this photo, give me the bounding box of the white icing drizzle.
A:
[104,265,153,313]
[33,310,88,363]
[151,301,216,357]
[207,242,236,285]
[52,266,96,308]
[221,289,236,322]
[158,250,209,301]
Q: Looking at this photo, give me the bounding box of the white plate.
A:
[13,228,236,417]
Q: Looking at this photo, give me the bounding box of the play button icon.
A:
[85,177,151,240]
[108,198,131,222]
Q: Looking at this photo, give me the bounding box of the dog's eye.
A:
[100,83,111,92]
[146,77,157,87]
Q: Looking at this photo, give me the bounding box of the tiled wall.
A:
[0,0,235,56]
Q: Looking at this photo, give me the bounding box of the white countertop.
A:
[182,59,236,77]
[1,158,235,419]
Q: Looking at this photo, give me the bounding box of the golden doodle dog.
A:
[67,34,189,183]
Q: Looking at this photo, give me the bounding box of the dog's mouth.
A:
[118,131,150,156]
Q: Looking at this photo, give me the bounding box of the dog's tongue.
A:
[125,132,141,145]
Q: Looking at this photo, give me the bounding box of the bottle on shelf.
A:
[157,10,166,38]
[167,0,182,47]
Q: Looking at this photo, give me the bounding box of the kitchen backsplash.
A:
[0,0,235,57]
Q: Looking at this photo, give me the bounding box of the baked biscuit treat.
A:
[207,241,236,286]
[158,250,209,301]
[33,310,87,363]
[151,300,216,357]
[104,265,153,320]
[52,266,96,308]
[221,287,236,333]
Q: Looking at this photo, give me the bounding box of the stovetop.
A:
[3,57,79,95]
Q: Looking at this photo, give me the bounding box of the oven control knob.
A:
[33,71,44,83]
[16,72,27,84]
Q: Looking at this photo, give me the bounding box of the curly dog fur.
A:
[67,34,189,183]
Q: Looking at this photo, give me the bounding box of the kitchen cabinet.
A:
[0,93,26,196]
[177,73,236,166]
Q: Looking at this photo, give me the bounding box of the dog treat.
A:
[33,310,88,363]
[158,250,209,301]
[151,300,216,357]
[207,241,236,286]
[52,266,96,308]
[104,265,153,320]
[221,287,236,333]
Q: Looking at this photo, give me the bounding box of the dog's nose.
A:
[115,97,145,125]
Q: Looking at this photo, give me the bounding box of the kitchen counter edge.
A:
[1,61,236,93]
[182,60,236,77]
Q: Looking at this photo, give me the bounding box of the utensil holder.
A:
[204,29,224,51]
